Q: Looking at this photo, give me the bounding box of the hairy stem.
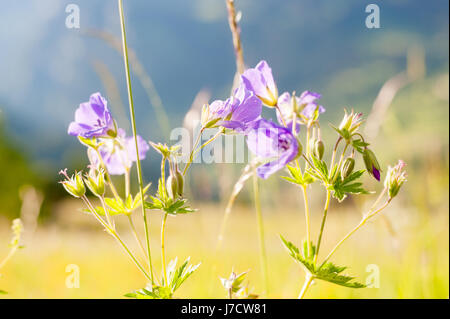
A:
[314,190,331,264]
[301,185,312,256]
[183,127,205,176]
[225,0,245,74]
[118,0,154,283]
[298,274,313,299]
[161,213,169,286]
[82,196,151,281]
[321,199,391,267]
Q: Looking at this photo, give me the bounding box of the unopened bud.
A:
[175,169,184,197]
[363,148,381,181]
[59,170,86,198]
[314,140,325,159]
[84,169,106,197]
[384,160,407,199]
[166,174,178,200]
[341,157,355,180]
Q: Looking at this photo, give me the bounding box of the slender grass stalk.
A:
[161,213,169,286]
[314,190,331,263]
[118,0,154,283]
[224,0,270,295]
[252,173,269,294]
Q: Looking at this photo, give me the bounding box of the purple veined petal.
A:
[301,103,325,119]
[126,135,150,162]
[257,152,292,179]
[241,68,270,101]
[256,60,278,99]
[299,91,321,104]
[230,93,262,124]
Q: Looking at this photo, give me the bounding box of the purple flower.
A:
[246,119,300,179]
[297,91,325,119]
[218,84,262,131]
[88,129,149,175]
[68,92,116,138]
[241,60,278,107]
[276,91,325,129]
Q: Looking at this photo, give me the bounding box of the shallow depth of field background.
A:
[0,0,448,298]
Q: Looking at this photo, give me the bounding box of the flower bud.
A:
[166,174,178,200]
[175,169,184,197]
[384,160,407,199]
[341,157,355,180]
[363,148,381,181]
[314,140,325,160]
[59,170,86,198]
[338,109,363,136]
[84,169,106,197]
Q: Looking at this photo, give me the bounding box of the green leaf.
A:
[125,285,173,299]
[165,257,201,293]
[352,138,370,154]
[281,165,315,186]
[280,236,315,274]
[0,290,7,294]
[315,262,366,288]
[329,170,370,202]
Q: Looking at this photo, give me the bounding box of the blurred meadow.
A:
[0,0,448,298]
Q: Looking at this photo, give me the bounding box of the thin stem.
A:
[321,200,391,267]
[298,274,313,299]
[161,213,169,286]
[183,127,205,176]
[99,196,114,228]
[81,196,151,281]
[253,172,269,295]
[329,137,343,179]
[127,215,148,261]
[118,0,154,283]
[124,168,130,197]
[0,246,18,271]
[301,186,311,256]
[314,190,331,264]
[94,148,120,200]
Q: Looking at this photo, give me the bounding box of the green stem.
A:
[298,274,313,299]
[0,246,18,271]
[253,172,269,295]
[320,199,391,267]
[301,186,312,256]
[161,213,169,286]
[82,196,151,281]
[183,127,204,176]
[314,190,331,264]
[118,0,154,284]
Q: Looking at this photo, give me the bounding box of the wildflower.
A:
[246,119,301,179]
[277,91,325,128]
[339,109,364,136]
[204,84,262,132]
[68,92,117,138]
[384,160,407,199]
[363,148,381,181]
[84,168,106,197]
[241,60,278,107]
[88,129,149,175]
[59,169,86,198]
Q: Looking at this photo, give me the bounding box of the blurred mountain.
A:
[0,0,448,176]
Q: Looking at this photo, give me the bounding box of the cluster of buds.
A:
[384,160,407,199]
[59,169,86,198]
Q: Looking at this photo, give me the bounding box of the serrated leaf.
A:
[315,262,366,288]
